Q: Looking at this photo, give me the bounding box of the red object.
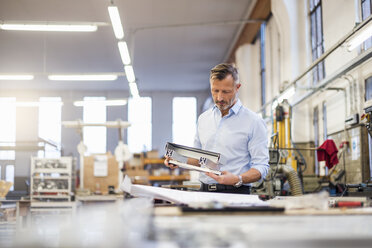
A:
[339,141,349,149]
[335,201,363,208]
[317,139,339,169]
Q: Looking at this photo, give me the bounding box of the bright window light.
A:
[74,99,127,107]
[0,75,34,80]
[0,24,97,32]
[5,165,15,191]
[38,97,62,158]
[0,98,16,160]
[346,21,372,51]
[83,97,107,154]
[48,74,118,81]
[118,41,131,65]
[108,6,124,39]
[172,97,197,146]
[128,97,152,153]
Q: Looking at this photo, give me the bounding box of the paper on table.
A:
[120,176,268,207]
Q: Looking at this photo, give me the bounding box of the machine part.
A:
[363,105,372,137]
[344,183,372,197]
[268,149,280,165]
[169,160,222,175]
[165,142,222,175]
[275,105,284,121]
[345,113,359,126]
[165,142,220,164]
[279,164,303,196]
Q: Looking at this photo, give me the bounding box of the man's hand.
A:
[205,171,239,185]
[164,156,178,169]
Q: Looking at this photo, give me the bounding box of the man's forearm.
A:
[241,168,262,184]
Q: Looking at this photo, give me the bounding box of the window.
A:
[83,97,107,154]
[0,98,16,160]
[365,76,372,101]
[172,97,197,146]
[5,165,15,191]
[260,22,266,116]
[38,97,62,158]
[361,0,372,50]
[128,97,152,153]
[309,0,325,84]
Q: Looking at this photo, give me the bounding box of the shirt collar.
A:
[212,98,242,115]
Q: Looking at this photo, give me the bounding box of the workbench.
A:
[1,197,372,248]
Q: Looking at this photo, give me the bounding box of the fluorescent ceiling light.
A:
[129,82,140,98]
[48,74,118,81]
[0,75,34,80]
[15,101,64,107]
[118,41,131,65]
[124,65,135,83]
[108,6,124,39]
[346,21,372,51]
[74,99,127,107]
[0,24,97,32]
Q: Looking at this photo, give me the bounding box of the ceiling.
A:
[0,0,255,92]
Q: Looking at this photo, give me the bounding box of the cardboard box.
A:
[146,150,159,159]
[83,153,119,194]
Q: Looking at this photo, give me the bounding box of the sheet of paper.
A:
[94,155,108,177]
[120,176,268,207]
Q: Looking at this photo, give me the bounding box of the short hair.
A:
[210,63,239,84]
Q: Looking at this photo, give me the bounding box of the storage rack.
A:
[30,157,74,202]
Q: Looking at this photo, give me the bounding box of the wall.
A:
[235,42,261,111]
[235,0,372,179]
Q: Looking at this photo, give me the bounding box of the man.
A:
[165,63,269,194]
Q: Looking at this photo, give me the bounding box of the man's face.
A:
[210,74,241,113]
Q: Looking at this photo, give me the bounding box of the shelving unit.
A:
[30,157,74,202]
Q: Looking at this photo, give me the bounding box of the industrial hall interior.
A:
[1,0,372,247]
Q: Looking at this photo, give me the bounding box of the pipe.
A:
[279,164,303,196]
[259,15,372,113]
[291,48,372,107]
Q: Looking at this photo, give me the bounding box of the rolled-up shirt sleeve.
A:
[247,118,270,180]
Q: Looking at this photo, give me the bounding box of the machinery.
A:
[343,105,372,197]
[362,105,372,137]
[252,100,304,197]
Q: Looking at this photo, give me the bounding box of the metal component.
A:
[165,142,220,164]
[345,114,359,126]
[169,160,222,175]
[165,142,222,175]
[364,106,372,137]
[208,184,217,191]
[199,157,207,166]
